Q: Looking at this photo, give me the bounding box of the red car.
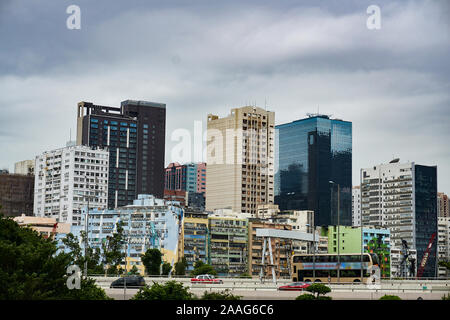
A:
[190,274,223,284]
[278,282,311,291]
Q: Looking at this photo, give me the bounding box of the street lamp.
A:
[306,214,316,282]
[329,181,340,283]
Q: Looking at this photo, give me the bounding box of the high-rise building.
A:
[352,186,361,226]
[206,106,275,217]
[360,159,438,278]
[77,100,166,209]
[275,114,352,227]
[34,145,109,225]
[164,162,206,195]
[14,160,35,175]
[438,192,449,218]
[0,172,34,217]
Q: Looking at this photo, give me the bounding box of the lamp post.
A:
[306,212,316,281]
[330,181,340,283]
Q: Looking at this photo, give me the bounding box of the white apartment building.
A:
[352,186,361,226]
[360,159,438,278]
[206,106,275,218]
[438,217,450,278]
[14,159,35,175]
[34,145,109,225]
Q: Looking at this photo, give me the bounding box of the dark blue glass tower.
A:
[275,115,352,227]
[414,165,437,278]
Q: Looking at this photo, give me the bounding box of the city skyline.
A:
[0,0,449,195]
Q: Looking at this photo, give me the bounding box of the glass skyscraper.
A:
[275,114,352,227]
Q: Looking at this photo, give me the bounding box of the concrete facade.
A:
[34,145,109,225]
[206,106,275,217]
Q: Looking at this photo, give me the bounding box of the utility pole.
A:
[84,174,89,278]
[330,181,340,283]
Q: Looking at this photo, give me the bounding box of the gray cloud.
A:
[0,0,449,194]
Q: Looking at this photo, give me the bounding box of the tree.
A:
[129,265,140,275]
[102,221,125,275]
[62,232,103,275]
[191,260,217,277]
[141,248,162,275]
[131,280,195,300]
[174,256,187,276]
[201,289,241,300]
[162,262,172,276]
[305,283,332,299]
[0,215,111,300]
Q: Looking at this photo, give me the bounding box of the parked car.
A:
[110,276,146,288]
[278,282,311,291]
[190,274,223,284]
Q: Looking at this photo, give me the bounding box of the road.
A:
[104,287,448,300]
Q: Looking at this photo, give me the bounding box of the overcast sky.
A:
[1,0,449,194]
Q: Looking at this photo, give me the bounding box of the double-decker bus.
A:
[291,253,380,283]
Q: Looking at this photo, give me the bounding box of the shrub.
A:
[306,283,331,298]
[201,289,242,300]
[379,295,402,300]
[295,294,316,300]
[131,280,195,300]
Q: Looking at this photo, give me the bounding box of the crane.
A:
[416,232,436,279]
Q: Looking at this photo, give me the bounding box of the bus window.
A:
[293,266,297,273]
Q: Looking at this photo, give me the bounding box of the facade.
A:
[14,160,35,175]
[165,162,206,195]
[248,220,292,278]
[352,186,361,226]
[323,226,390,254]
[206,106,275,217]
[186,191,205,211]
[178,210,209,272]
[208,209,249,276]
[77,100,166,209]
[14,214,71,239]
[437,217,450,278]
[256,204,280,219]
[0,172,34,217]
[34,145,109,225]
[360,160,438,278]
[77,194,182,274]
[275,114,352,227]
[438,192,449,218]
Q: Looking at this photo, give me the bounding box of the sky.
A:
[0,0,449,194]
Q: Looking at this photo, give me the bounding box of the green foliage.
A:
[131,280,195,300]
[141,248,162,275]
[238,273,252,279]
[306,283,331,298]
[174,256,187,276]
[438,261,450,270]
[129,265,140,275]
[62,232,104,275]
[0,215,110,300]
[442,293,450,300]
[295,293,316,300]
[190,260,217,277]
[161,262,172,276]
[201,289,241,300]
[101,221,125,274]
[379,295,402,300]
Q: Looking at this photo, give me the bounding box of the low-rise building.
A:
[208,209,249,276]
[438,217,450,278]
[248,220,292,278]
[14,214,71,238]
[0,172,34,217]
